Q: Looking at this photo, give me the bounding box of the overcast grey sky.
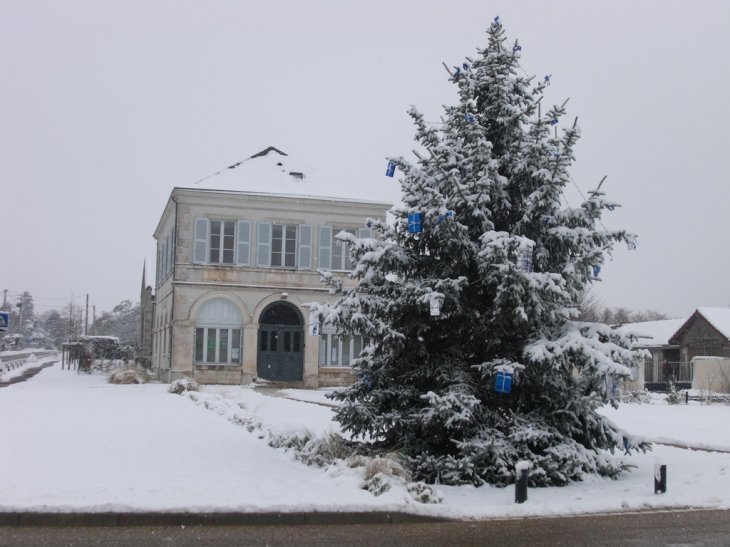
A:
[2,0,728,318]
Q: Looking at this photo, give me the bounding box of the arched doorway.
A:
[257,302,303,381]
[194,298,243,365]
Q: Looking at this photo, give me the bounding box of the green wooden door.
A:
[257,304,303,381]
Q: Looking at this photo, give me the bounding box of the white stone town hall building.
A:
[147,147,390,387]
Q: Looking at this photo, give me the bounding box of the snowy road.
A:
[0,509,728,546]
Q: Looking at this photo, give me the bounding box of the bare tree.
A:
[577,289,671,326]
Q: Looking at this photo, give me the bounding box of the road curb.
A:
[0,512,452,527]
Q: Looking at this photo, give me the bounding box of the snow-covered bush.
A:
[407,481,444,504]
[107,365,149,384]
[168,377,200,395]
[620,389,652,404]
[666,380,684,405]
[347,453,411,496]
[269,429,349,467]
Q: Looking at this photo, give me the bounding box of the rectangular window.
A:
[231,330,241,362]
[195,328,241,364]
[271,224,297,268]
[358,227,373,240]
[270,331,278,352]
[318,328,364,367]
[319,226,360,271]
[284,331,291,352]
[195,328,204,362]
[331,229,356,270]
[209,220,235,264]
[219,329,229,363]
[207,328,217,362]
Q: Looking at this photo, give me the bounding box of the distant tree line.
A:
[578,289,671,325]
[1,291,140,351]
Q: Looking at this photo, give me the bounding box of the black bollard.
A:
[654,464,667,494]
[515,461,531,504]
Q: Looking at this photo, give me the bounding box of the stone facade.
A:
[150,172,390,388]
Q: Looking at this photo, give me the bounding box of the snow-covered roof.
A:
[695,307,730,340]
[177,146,388,204]
[615,318,688,347]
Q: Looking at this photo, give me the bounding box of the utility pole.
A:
[92,305,96,335]
[2,289,6,310]
[85,294,89,336]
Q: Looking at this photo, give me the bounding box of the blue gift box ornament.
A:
[593,265,601,277]
[385,161,396,177]
[436,211,454,223]
[407,213,422,233]
[495,371,513,393]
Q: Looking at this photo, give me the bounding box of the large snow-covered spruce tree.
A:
[311,20,649,487]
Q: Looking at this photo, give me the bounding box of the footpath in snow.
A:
[0,359,729,519]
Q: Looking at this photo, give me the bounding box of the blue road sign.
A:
[0,312,8,333]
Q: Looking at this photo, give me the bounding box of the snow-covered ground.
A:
[1,358,729,519]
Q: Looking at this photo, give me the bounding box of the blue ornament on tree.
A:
[495,371,513,393]
[407,213,422,233]
[386,161,396,177]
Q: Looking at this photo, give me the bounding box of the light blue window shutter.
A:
[156,248,161,285]
[318,225,332,270]
[257,221,271,267]
[358,228,372,239]
[162,238,168,276]
[167,233,174,274]
[236,220,251,266]
[193,218,208,264]
[298,225,312,270]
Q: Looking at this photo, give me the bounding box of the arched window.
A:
[194,298,243,365]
